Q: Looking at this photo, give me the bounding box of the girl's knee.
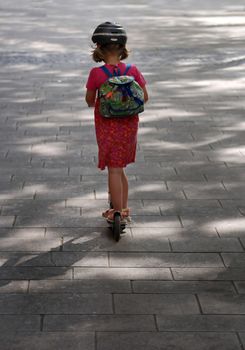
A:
[108,167,123,175]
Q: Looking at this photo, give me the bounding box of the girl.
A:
[85,22,148,223]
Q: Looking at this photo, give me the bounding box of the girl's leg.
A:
[108,167,123,211]
[121,169,128,209]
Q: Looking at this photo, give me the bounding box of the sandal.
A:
[102,209,127,224]
[122,208,131,222]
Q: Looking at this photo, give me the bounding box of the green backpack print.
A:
[98,64,144,118]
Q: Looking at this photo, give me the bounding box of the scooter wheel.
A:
[113,212,121,242]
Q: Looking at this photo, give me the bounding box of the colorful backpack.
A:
[98,64,144,118]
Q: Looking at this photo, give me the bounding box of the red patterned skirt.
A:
[94,109,139,170]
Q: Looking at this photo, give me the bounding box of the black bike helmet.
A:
[92,22,127,45]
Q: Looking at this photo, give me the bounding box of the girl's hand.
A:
[85,89,96,107]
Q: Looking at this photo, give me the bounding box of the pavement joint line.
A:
[221,180,228,191]
[111,294,116,314]
[219,253,227,268]
[95,331,98,350]
[217,199,224,208]
[129,280,134,293]
[203,174,208,182]
[27,280,31,294]
[153,314,159,331]
[181,190,188,200]
[169,268,175,281]
[238,238,245,251]
[236,332,245,350]
[12,215,17,227]
[40,314,44,332]
[195,294,204,314]
[231,281,240,295]
[215,227,221,238]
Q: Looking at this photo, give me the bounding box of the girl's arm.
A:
[142,86,149,103]
[85,89,96,107]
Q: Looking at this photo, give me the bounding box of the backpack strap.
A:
[100,64,131,77]
[124,64,131,75]
[100,65,113,78]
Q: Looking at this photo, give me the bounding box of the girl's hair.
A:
[92,43,129,62]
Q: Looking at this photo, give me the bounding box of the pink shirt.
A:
[86,62,146,91]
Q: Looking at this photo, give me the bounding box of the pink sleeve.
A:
[131,65,146,88]
[86,68,98,91]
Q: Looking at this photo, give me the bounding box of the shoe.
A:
[122,208,131,222]
[102,209,127,225]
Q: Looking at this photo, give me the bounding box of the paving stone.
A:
[1,198,75,216]
[0,227,45,239]
[222,253,245,267]
[74,267,172,280]
[0,293,112,314]
[61,230,171,252]
[130,216,181,228]
[216,218,245,237]
[44,314,156,332]
[29,279,131,293]
[14,215,107,228]
[0,315,40,332]
[0,332,95,350]
[0,216,15,227]
[131,227,218,238]
[109,252,223,267]
[198,293,245,314]
[156,314,245,331]
[0,267,72,280]
[0,252,53,267]
[66,198,109,208]
[97,332,241,350]
[50,252,109,267]
[114,293,199,314]
[234,277,245,291]
[129,190,185,200]
[240,237,245,249]
[170,237,243,252]
[132,280,235,294]
[0,280,29,293]
[183,184,231,200]
[0,237,61,251]
[172,268,245,281]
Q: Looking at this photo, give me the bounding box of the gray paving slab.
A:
[114,293,200,314]
[109,252,223,267]
[0,315,40,332]
[156,314,245,331]
[234,282,245,294]
[0,333,95,350]
[0,267,72,280]
[170,237,243,252]
[198,293,245,314]
[0,237,61,252]
[29,279,131,294]
[44,314,156,332]
[221,253,245,267]
[131,227,218,238]
[172,267,245,281]
[97,332,241,350]
[0,281,29,293]
[0,293,113,314]
[74,267,172,280]
[132,281,235,294]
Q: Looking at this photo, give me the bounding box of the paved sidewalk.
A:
[1,0,245,349]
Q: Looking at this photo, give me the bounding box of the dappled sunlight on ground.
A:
[1,0,245,347]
